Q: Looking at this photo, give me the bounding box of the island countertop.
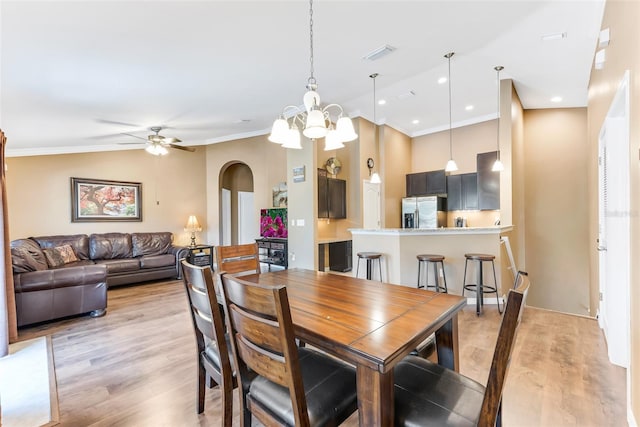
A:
[349,226,513,236]
[349,225,514,296]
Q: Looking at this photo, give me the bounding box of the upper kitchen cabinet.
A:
[406,169,447,197]
[318,169,346,219]
[477,151,500,210]
[447,172,478,211]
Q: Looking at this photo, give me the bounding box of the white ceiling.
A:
[0,0,605,157]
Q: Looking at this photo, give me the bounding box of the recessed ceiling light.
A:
[465,105,474,111]
[412,119,420,124]
[378,99,386,105]
[437,77,447,84]
[551,96,562,103]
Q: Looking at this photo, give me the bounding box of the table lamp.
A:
[184,215,202,248]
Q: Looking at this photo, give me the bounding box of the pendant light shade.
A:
[369,73,382,184]
[268,0,356,150]
[444,52,458,172]
[492,65,505,172]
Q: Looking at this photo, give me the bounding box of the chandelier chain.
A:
[308,0,315,85]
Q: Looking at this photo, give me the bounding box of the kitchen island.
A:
[350,226,514,297]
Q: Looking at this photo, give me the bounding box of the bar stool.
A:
[416,254,448,293]
[356,252,383,281]
[462,253,502,316]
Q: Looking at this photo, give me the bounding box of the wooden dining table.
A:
[240,268,467,427]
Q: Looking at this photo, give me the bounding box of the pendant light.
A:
[492,66,505,172]
[369,73,381,184]
[268,0,357,150]
[444,52,458,172]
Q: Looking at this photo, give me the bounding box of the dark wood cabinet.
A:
[329,240,352,272]
[318,169,346,219]
[446,173,477,211]
[406,170,446,196]
[406,172,428,197]
[477,151,500,210]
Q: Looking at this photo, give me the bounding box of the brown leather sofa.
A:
[11,232,189,326]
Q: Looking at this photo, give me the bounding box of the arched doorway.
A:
[219,162,256,246]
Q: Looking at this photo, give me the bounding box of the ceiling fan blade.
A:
[117,142,146,145]
[95,119,142,127]
[169,143,195,152]
[165,137,182,143]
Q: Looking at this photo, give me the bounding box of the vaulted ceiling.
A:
[1,1,605,157]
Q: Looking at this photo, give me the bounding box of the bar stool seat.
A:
[416,254,448,293]
[462,253,502,316]
[356,252,383,281]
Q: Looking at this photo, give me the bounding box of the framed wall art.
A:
[71,177,142,222]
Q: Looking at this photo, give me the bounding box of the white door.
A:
[598,71,630,369]
[221,188,231,246]
[238,191,257,244]
[363,180,381,229]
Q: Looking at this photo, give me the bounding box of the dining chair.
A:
[215,243,261,276]
[219,273,358,427]
[181,260,236,426]
[394,274,530,427]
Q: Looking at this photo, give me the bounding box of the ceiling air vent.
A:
[363,45,396,61]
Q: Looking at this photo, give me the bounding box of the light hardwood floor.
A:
[18,279,626,426]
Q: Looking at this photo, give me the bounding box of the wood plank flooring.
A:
[17,279,626,426]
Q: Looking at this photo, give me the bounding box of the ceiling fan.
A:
[120,126,195,155]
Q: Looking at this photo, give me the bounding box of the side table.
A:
[186,245,214,270]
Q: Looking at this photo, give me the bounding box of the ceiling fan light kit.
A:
[269,0,357,150]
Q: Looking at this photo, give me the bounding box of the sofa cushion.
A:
[90,233,132,260]
[10,239,48,273]
[93,258,140,274]
[132,232,172,257]
[42,244,79,268]
[13,264,107,293]
[139,254,175,269]
[33,234,90,260]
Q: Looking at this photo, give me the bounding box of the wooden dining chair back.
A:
[478,274,530,426]
[394,274,530,427]
[220,273,358,427]
[215,243,260,276]
[181,260,236,426]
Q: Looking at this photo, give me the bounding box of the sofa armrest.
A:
[170,245,191,279]
[14,264,108,293]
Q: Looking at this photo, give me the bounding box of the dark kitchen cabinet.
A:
[406,172,428,197]
[446,173,478,211]
[477,151,500,210]
[406,169,447,196]
[329,240,352,272]
[318,169,346,219]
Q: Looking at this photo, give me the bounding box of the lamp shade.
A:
[370,172,381,184]
[269,118,289,144]
[184,215,202,232]
[324,129,345,151]
[146,144,168,156]
[303,109,328,139]
[282,127,302,149]
[492,159,504,172]
[445,159,459,172]
[336,117,357,142]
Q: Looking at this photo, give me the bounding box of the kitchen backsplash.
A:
[446,210,500,228]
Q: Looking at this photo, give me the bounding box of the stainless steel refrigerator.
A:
[401,196,447,229]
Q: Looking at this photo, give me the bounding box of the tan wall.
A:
[412,119,501,228]
[523,108,590,315]
[380,125,412,228]
[205,135,287,246]
[6,148,207,246]
[588,0,640,419]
